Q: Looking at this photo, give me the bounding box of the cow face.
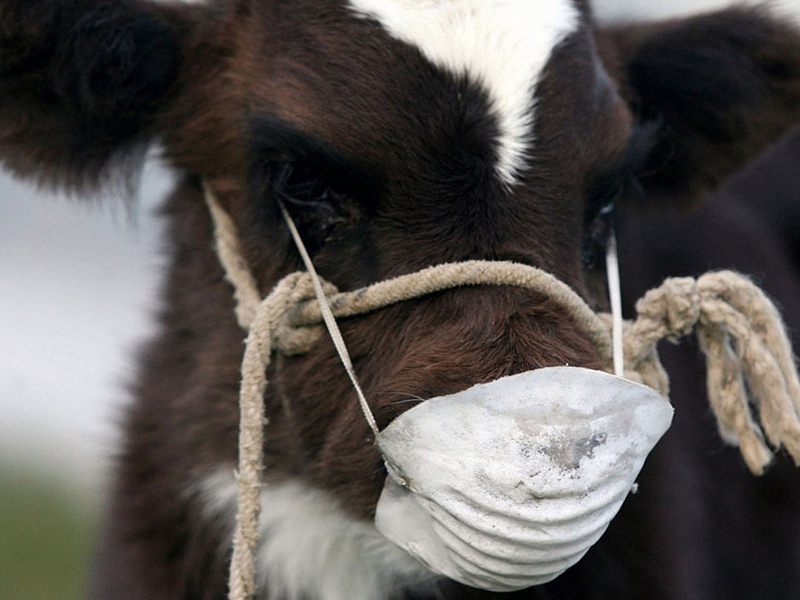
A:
[139,0,637,514]
[170,0,639,509]
[1,1,800,598]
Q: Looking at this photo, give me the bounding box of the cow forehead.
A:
[346,0,581,186]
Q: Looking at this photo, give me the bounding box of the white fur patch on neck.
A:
[347,0,580,186]
[198,470,434,600]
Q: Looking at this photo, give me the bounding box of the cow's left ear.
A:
[599,7,800,203]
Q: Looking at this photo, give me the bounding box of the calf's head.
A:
[2,0,800,595]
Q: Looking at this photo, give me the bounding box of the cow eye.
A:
[265,158,348,254]
[582,123,656,269]
[582,178,622,270]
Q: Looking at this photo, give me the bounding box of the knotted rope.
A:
[204,184,800,600]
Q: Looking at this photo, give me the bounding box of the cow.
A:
[1,1,800,598]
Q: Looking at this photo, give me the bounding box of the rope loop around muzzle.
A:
[262,265,800,475]
[204,183,800,600]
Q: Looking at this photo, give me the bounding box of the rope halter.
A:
[203,182,800,600]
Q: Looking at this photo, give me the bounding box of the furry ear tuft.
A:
[53,3,180,142]
[0,0,184,194]
[601,7,800,204]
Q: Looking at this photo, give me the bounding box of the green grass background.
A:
[0,465,97,600]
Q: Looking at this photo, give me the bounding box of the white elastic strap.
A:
[278,201,381,437]
[606,230,624,378]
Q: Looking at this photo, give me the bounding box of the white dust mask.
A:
[375,366,673,591]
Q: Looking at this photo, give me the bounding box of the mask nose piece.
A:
[375,366,673,591]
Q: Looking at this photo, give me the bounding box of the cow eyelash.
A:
[263,158,349,253]
[268,160,339,210]
[582,173,626,270]
[582,205,616,270]
[582,124,655,270]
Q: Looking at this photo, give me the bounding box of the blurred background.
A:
[1,1,798,599]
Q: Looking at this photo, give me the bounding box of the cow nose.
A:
[375,366,673,591]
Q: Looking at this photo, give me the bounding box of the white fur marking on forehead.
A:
[347,0,581,186]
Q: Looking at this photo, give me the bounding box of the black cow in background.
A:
[608,127,800,600]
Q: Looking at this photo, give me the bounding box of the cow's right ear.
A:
[0,0,215,193]
[599,7,800,204]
